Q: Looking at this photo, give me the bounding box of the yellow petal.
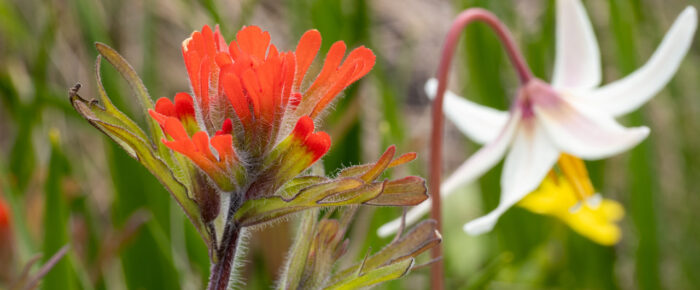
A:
[560,201,623,246]
[518,175,624,246]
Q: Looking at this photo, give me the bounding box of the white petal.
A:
[425,78,509,144]
[440,109,522,196]
[463,121,559,235]
[551,0,601,90]
[583,7,697,117]
[534,95,650,160]
[377,111,521,238]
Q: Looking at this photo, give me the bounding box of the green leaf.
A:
[278,209,319,290]
[363,176,427,206]
[90,56,151,145]
[325,258,414,290]
[278,208,437,289]
[358,146,395,182]
[93,45,184,190]
[238,167,427,227]
[317,182,384,206]
[70,87,208,245]
[330,220,440,283]
[337,146,395,180]
[94,43,164,145]
[234,178,364,226]
[305,219,344,288]
[276,176,330,200]
[42,132,76,290]
[337,147,415,180]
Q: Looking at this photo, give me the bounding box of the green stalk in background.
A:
[70,0,184,287]
[609,1,660,289]
[42,132,77,290]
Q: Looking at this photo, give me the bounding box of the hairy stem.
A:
[430,8,532,290]
[208,221,241,290]
[208,196,244,290]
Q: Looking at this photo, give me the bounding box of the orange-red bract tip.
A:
[149,110,170,135]
[193,131,215,160]
[163,137,220,181]
[216,51,233,67]
[162,116,190,140]
[200,24,212,34]
[346,46,375,83]
[201,25,217,57]
[384,145,397,158]
[292,116,315,140]
[234,26,270,60]
[0,198,10,228]
[155,97,175,116]
[155,94,195,121]
[314,41,347,87]
[241,69,262,118]
[182,24,228,109]
[289,92,303,108]
[174,93,195,119]
[389,152,417,168]
[221,73,252,123]
[198,55,212,109]
[304,131,331,162]
[162,138,190,154]
[294,29,322,90]
[211,134,235,162]
[309,61,359,119]
[216,119,233,136]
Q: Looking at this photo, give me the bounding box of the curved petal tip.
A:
[682,6,698,23]
[424,78,438,100]
[552,0,601,90]
[583,5,697,116]
[463,212,500,235]
[536,96,651,160]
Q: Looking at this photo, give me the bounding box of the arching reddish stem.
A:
[429,8,532,289]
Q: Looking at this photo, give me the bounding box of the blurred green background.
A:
[1,0,699,289]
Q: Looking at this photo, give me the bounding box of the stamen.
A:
[569,194,602,213]
[556,153,595,203]
[586,193,603,208]
[569,202,582,213]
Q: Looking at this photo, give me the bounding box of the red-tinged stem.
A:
[430,8,532,289]
[208,221,240,290]
[208,196,244,290]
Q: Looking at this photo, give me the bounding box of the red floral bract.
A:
[0,197,9,230]
[148,25,375,193]
[69,25,428,290]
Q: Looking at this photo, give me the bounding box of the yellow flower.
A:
[518,155,624,246]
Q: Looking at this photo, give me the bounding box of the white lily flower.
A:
[378,1,697,237]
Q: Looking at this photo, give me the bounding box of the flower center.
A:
[554,153,601,211]
[517,79,559,120]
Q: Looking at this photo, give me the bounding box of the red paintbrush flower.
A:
[0,197,9,231]
[0,196,12,281]
[149,25,375,196]
[71,24,428,290]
